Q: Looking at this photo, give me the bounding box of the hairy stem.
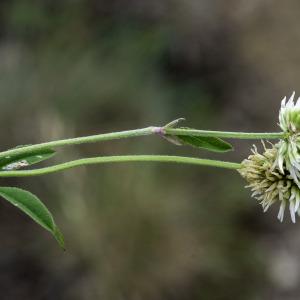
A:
[0,155,241,177]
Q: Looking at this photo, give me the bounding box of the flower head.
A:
[275,92,300,184]
[239,142,300,222]
[279,91,300,133]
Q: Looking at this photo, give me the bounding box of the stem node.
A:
[151,126,166,136]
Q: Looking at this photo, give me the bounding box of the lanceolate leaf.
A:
[162,124,233,152]
[0,187,64,249]
[0,148,56,171]
[171,134,233,152]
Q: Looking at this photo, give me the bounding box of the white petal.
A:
[277,154,285,174]
[281,96,287,107]
[290,201,296,223]
[278,201,286,222]
[264,204,271,212]
[287,91,296,107]
[295,191,300,212]
[295,195,300,212]
[251,190,260,197]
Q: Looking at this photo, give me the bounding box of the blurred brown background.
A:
[0,1,299,299]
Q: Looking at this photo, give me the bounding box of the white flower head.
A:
[239,143,300,223]
[275,92,300,184]
[279,91,300,133]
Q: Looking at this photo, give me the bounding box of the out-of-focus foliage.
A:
[0,1,299,299]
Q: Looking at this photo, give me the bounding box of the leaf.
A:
[162,124,233,152]
[0,148,56,171]
[174,135,233,152]
[164,118,186,128]
[0,187,65,249]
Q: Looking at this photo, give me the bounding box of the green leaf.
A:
[174,135,233,152]
[164,118,186,128]
[0,187,65,249]
[0,148,56,171]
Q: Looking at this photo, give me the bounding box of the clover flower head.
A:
[273,137,300,185]
[279,91,300,133]
[239,142,300,223]
[273,92,300,185]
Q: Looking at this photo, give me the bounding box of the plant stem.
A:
[0,127,154,158]
[0,155,241,177]
[164,128,285,139]
[0,126,285,159]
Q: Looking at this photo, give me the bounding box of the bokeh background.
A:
[0,1,299,299]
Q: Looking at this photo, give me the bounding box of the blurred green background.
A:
[0,1,299,299]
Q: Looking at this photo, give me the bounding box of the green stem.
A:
[0,127,154,158]
[0,155,241,177]
[0,126,285,160]
[164,128,285,139]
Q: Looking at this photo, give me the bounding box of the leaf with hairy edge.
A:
[173,135,233,152]
[0,187,65,249]
[0,149,56,171]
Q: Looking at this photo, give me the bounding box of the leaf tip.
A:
[164,118,186,129]
[53,226,66,250]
